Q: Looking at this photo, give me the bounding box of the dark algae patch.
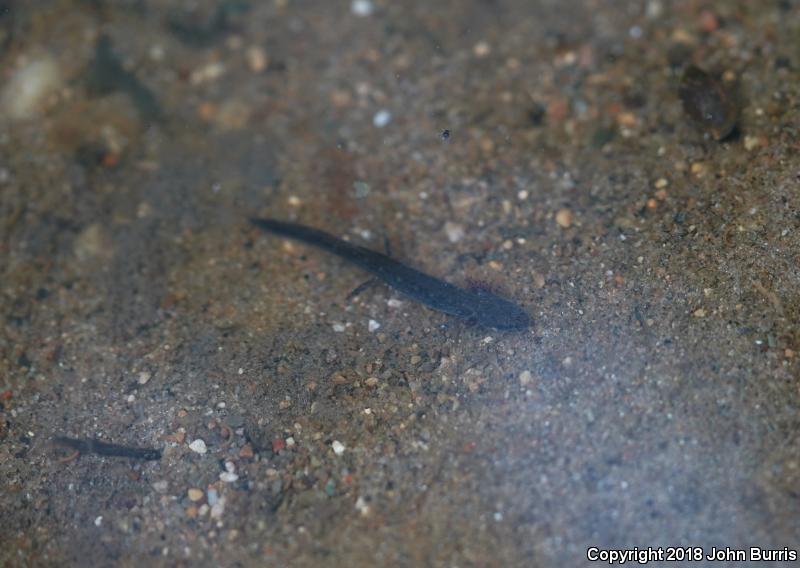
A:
[250,218,531,330]
[678,65,739,140]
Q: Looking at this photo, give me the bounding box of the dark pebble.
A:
[678,65,738,140]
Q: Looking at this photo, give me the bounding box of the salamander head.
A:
[471,289,531,331]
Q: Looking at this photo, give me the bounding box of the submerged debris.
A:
[678,65,738,140]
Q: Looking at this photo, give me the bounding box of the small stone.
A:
[1,56,62,121]
[744,135,760,151]
[152,480,168,493]
[444,222,465,243]
[207,488,218,506]
[190,62,225,85]
[373,109,392,128]
[94,516,103,527]
[698,9,719,33]
[693,308,706,318]
[219,472,239,483]
[355,496,370,516]
[678,65,738,140]
[654,178,669,189]
[518,370,533,386]
[185,505,198,518]
[246,46,268,72]
[473,41,491,58]
[331,440,346,455]
[690,162,706,176]
[616,112,638,127]
[189,439,208,454]
[239,444,254,458]
[365,377,379,387]
[351,0,373,16]
[210,498,226,519]
[532,272,546,289]
[330,89,352,108]
[74,224,113,262]
[187,488,204,502]
[555,208,573,228]
[353,181,371,197]
[368,319,381,332]
[137,371,151,385]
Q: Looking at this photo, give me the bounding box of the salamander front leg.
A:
[347,278,380,301]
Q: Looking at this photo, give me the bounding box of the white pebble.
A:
[355,495,370,515]
[137,371,151,385]
[373,109,392,128]
[1,56,62,121]
[210,497,226,519]
[473,41,491,57]
[94,516,103,527]
[331,440,346,455]
[368,319,381,332]
[351,0,374,16]
[332,323,346,332]
[219,472,239,483]
[189,439,208,454]
[246,46,268,72]
[190,62,225,85]
[444,222,465,243]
